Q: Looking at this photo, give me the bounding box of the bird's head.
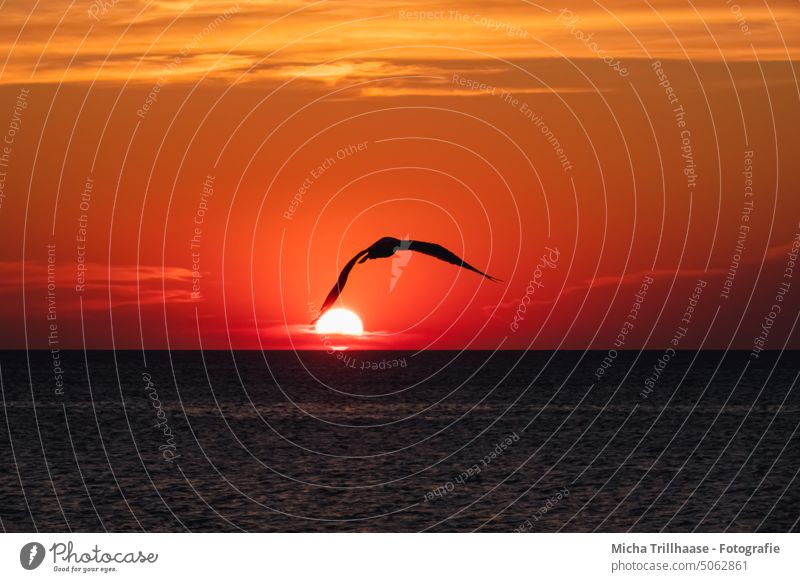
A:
[370,236,402,258]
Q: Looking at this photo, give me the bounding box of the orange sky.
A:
[0,0,798,349]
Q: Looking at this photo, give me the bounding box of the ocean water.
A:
[0,350,797,532]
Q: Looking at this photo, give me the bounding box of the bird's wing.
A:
[312,249,369,323]
[408,240,501,281]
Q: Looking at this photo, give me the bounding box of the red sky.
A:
[0,0,798,350]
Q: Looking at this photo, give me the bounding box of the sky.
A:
[0,0,798,350]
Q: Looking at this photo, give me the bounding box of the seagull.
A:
[312,236,500,323]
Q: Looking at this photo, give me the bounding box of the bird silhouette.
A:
[312,236,500,323]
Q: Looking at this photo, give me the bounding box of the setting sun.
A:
[314,308,364,336]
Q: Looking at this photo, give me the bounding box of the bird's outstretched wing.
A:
[312,249,369,323]
[408,240,501,282]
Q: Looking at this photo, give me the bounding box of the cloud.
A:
[483,237,800,315]
[1,1,797,85]
[0,261,196,311]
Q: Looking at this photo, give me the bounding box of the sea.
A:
[0,350,797,532]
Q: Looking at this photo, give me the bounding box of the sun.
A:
[315,308,364,336]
